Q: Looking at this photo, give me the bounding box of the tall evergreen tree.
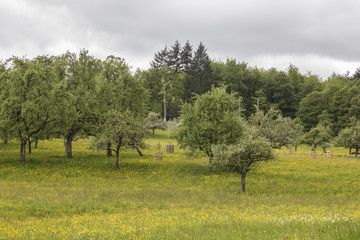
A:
[190,42,213,95]
[150,46,170,69]
[352,67,360,80]
[180,41,193,73]
[149,41,188,120]
[169,41,182,72]
[180,41,193,101]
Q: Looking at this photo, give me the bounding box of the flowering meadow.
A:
[1,131,360,239]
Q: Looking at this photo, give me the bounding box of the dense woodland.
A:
[1,41,360,163]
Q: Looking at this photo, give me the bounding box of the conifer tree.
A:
[190,42,213,95]
[180,41,193,102]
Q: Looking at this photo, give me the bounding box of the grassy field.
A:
[1,130,360,239]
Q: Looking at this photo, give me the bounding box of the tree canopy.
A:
[92,111,146,169]
[335,119,360,156]
[248,108,302,149]
[1,45,360,166]
[212,128,274,192]
[176,87,244,169]
[0,56,60,161]
[143,112,166,135]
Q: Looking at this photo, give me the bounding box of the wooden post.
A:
[154,151,163,161]
[309,151,316,158]
[287,147,293,154]
[327,150,333,158]
[166,145,174,153]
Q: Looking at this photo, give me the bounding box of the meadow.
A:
[0,130,360,239]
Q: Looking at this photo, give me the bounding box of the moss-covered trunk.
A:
[241,174,246,193]
[107,143,112,156]
[20,139,26,162]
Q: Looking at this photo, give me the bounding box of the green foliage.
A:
[166,118,182,138]
[212,59,261,117]
[143,112,166,135]
[147,42,325,120]
[248,108,302,149]
[0,56,59,161]
[329,85,360,134]
[177,87,244,161]
[252,89,269,112]
[97,55,148,119]
[146,58,186,119]
[300,124,332,152]
[212,128,274,192]
[300,74,323,97]
[335,119,360,156]
[138,68,164,114]
[52,50,101,158]
[92,111,145,168]
[297,74,360,133]
[349,94,360,119]
[297,91,326,131]
[212,59,249,96]
[189,42,214,96]
[353,67,360,80]
[0,61,12,143]
[146,41,215,118]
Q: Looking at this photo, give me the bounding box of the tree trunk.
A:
[323,147,326,154]
[163,79,167,122]
[295,144,297,152]
[356,147,359,157]
[349,147,352,154]
[241,174,246,193]
[107,143,112,156]
[20,139,26,162]
[65,137,73,158]
[28,137,32,154]
[135,146,143,156]
[208,156,213,172]
[34,138,38,149]
[115,150,120,169]
[4,139,8,144]
[107,148,112,157]
[152,128,155,135]
[185,78,189,102]
[199,75,202,95]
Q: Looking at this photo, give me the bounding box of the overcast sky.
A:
[1,0,359,79]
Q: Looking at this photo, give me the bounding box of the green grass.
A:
[1,130,360,239]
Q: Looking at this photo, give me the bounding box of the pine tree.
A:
[180,41,193,101]
[150,46,170,69]
[353,67,360,80]
[180,41,193,73]
[169,41,181,72]
[190,42,213,95]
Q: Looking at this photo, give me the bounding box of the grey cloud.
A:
[1,0,360,77]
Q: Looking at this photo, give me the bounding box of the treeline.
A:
[1,41,360,161]
[143,41,360,129]
[0,50,148,161]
